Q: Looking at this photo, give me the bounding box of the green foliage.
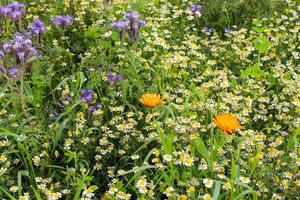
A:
[0,0,299,199]
[199,0,285,32]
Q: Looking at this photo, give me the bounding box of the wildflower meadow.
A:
[0,0,299,199]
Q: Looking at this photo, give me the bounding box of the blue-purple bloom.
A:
[125,11,146,42]
[80,89,94,103]
[125,11,140,22]
[6,2,26,21]
[112,20,129,31]
[224,28,233,35]
[29,19,46,35]
[202,26,213,34]
[107,71,123,85]
[3,33,37,62]
[50,15,73,29]
[112,11,146,43]
[7,67,19,79]
[0,51,4,57]
[88,103,102,112]
[0,6,9,18]
[189,4,202,14]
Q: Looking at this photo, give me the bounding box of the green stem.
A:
[19,73,28,117]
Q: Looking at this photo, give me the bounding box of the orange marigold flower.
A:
[139,93,163,108]
[213,113,242,134]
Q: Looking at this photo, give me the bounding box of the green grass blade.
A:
[213,181,221,200]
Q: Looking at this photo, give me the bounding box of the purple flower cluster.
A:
[88,103,102,112]
[112,20,129,31]
[107,71,123,85]
[50,15,73,29]
[0,2,25,21]
[80,89,94,103]
[7,67,19,79]
[112,11,146,42]
[29,19,46,35]
[189,4,202,14]
[2,33,37,62]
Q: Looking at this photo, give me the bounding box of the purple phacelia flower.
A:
[125,11,139,22]
[224,28,233,34]
[139,20,146,27]
[0,51,4,57]
[29,19,46,35]
[7,67,19,79]
[113,11,146,43]
[107,71,123,85]
[6,2,26,21]
[50,15,73,29]
[0,6,9,18]
[80,89,94,103]
[88,103,102,112]
[3,33,37,62]
[202,26,213,34]
[189,4,202,14]
[112,20,129,31]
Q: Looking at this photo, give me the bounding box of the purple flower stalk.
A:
[189,4,202,14]
[3,33,37,62]
[7,67,19,79]
[125,11,140,22]
[6,2,26,21]
[50,15,73,29]
[107,71,123,85]
[125,11,146,43]
[80,89,94,103]
[112,11,146,43]
[29,19,46,35]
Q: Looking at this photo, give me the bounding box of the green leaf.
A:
[233,189,256,200]
[0,186,17,200]
[116,165,158,176]
[252,26,268,33]
[159,132,174,154]
[213,181,221,200]
[31,187,43,200]
[192,136,211,166]
[231,157,239,180]
[77,179,86,189]
[88,185,98,191]
[52,117,70,151]
[241,64,265,78]
[254,36,271,53]
[18,170,29,198]
[85,27,100,39]
[111,31,119,41]
[102,41,111,49]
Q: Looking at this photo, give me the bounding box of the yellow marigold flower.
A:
[213,113,242,134]
[139,93,163,108]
